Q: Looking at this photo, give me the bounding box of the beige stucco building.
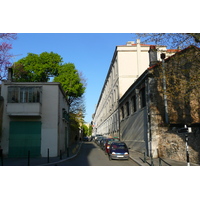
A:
[92,39,175,138]
[0,80,69,157]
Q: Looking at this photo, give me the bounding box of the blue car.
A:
[108,141,130,160]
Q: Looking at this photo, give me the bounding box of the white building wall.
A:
[40,84,59,157]
[93,40,175,139]
[0,82,69,157]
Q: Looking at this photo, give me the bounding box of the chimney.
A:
[7,67,13,82]
[136,39,140,44]
[148,45,158,67]
[126,41,135,46]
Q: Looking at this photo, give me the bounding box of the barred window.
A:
[8,87,41,103]
[120,106,124,120]
[139,87,146,108]
[131,95,137,113]
[125,101,130,116]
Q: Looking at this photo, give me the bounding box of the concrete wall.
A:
[40,84,59,157]
[120,107,148,152]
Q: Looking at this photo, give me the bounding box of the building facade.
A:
[119,45,200,163]
[92,39,175,138]
[0,80,69,157]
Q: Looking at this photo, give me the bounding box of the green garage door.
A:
[9,121,41,158]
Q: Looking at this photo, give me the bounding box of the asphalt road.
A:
[53,142,139,166]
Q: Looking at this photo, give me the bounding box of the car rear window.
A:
[111,144,127,150]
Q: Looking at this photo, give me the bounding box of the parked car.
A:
[95,136,104,145]
[99,137,108,150]
[104,138,120,155]
[94,134,102,141]
[108,141,130,160]
[83,137,89,141]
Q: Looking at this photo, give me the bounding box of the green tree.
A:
[12,52,85,103]
[12,51,86,124]
[82,124,89,137]
[88,124,92,136]
[13,52,62,82]
[53,63,86,105]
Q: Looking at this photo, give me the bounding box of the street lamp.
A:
[178,125,192,166]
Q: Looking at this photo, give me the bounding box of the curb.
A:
[39,142,83,166]
[129,156,143,166]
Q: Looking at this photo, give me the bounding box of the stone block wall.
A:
[158,126,200,164]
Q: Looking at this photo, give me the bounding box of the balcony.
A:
[7,103,41,116]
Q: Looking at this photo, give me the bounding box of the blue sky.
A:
[9,33,139,123]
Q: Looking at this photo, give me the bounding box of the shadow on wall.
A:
[151,47,200,164]
[121,108,147,153]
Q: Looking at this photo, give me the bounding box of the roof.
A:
[148,45,200,70]
[118,43,152,47]
[166,49,181,53]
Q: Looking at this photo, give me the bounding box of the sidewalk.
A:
[129,150,199,166]
[0,142,82,166]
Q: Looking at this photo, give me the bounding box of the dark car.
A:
[99,137,108,150]
[83,137,89,141]
[108,141,130,160]
[95,136,106,146]
[104,138,120,155]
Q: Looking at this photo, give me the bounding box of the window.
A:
[120,106,124,120]
[8,86,41,103]
[139,87,146,108]
[131,95,137,113]
[125,101,130,116]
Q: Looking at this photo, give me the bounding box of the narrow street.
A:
[53,142,139,166]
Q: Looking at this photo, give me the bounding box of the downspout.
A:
[146,75,152,157]
[147,45,158,159]
[161,53,169,124]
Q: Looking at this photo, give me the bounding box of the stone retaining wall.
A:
[158,127,200,164]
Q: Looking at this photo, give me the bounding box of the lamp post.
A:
[178,125,191,166]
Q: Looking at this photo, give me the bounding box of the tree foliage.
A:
[13,52,62,82]
[82,124,89,137]
[53,63,85,105]
[136,33,200,49]
[12,51,86,124]
[12,52,86,101]
[0,33,17,80]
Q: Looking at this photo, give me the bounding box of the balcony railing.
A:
[7,103,41,116]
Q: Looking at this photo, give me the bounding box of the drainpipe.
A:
[146,77,151,157]
[147,45,158,158]
[161,53,169,124]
